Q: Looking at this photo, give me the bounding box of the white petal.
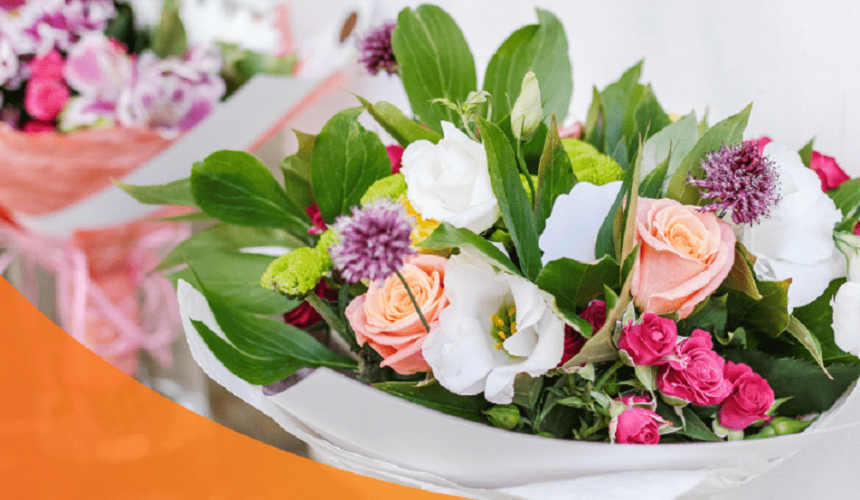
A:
[539,181,622,264]
[754,249,847,309]
[832,282,860,356]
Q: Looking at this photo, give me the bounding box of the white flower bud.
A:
[510,71,542,142]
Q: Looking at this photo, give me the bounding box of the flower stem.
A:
[305,292,359,351]
[594,360,624,392]
[515,139,536,205]
[395,269,431,333]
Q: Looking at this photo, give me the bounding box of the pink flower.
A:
[854,222,860,236]
[24,77,70,121]
[612,407,668,444]
[657,329,732,406]
[632,198,736,319]
[283,281,337,329]
[617,313,678,366]
[63,33,133,100]
[618,394,653,406]
[29,49,65,80]
[751,136,772,154]
[580,299,606,332]
[558,325,585,366]
[810,151,850,192]
[387,144,404,174]
[717,362,775,430]
[23,120,55,133]
[345,254,449,375]
[306,204,327,235]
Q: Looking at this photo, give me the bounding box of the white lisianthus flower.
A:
[422,252,565,404]
[180,0,282,55]
[539,180,622,264]
[400,121,500,234]
[832,233,860,356]
[732,142,846,309]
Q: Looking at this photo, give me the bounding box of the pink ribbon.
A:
[0,220,190,375]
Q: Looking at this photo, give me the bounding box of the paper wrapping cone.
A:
[177,279,860,500]
[0,124,172,216]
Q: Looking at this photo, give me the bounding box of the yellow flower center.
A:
[490,304,517,350]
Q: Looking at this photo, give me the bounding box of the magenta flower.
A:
[358,22,398,76]
[687,141,781,225]
[329,199,415,283]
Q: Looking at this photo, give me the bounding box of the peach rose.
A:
[345,254,449,374]
[632,198,735,319]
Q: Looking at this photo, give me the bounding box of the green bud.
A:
[561,138,625,185]
[360,173,408,205]
[745,425,777,440]
[511,71,542,142]
[260,247,330,298]
[489,229,511,244]
[771,417,813,436]
[484,404,521,430]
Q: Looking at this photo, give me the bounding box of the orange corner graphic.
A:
[0,277,463,499]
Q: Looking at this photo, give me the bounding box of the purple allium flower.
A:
[687,141,781,225]
[329,199,415,283]
[358,22,398,76]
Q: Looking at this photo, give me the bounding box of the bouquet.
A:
[126,3,860,497]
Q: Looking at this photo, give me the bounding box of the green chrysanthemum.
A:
[315,229,339,267]
[561,139,625,185]
[261,247,330,298]
[360,173,407,205]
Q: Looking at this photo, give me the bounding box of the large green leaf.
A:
[115,177,197,207]
[310,108,391,223]
[187,277,357,385]
[680,406,721,442]
[419,223,520,276]
[158,223,305,271]
[536,256,620,311]
[829,177,860,218]
[600,61,644,168]
[723,350,860,416]
[535,116,576,235]
[168,251,298,315]
[632,85,671,151]
[391,5,477,134]
[640,112,698,186]
[666,104,752,205]
[356,96,441,146]
[279,130,316,209]
[720,243,763,300]
[373,380,491,424]
[476,116,541,280]
[191,151,310,236]
[726,277,791,339]
[790,278,858,365]
[482,9,572,127]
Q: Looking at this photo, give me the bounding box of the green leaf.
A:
[798,137,815,169]
[279,130,316,209]
[619,139,644,265]
[828,177,860,218]
[721,243,763,300]
[419,222,520,276]
[391,5,477,134]
[152,0,187,58]
[666,103,752,205]
[535,115,576,235]
[791,278,858,365]
[482,9,572,127]
[680,406,722,441]
[726,277,791,338]
[594,158,635,260]
[309,108,391,223]
[536,256,620,312]
[476,116,542,280]
[632,84,671,148]
[640,112,698,185]
[678,295,728,339]
[639,148,670,198]
[723,350,860,416]
[151,211,213,222]
[600,61,644,163]
[188,275,358,385]
[191,151,311,237]
[373,380,491,424]
[158,223,305,271]
[583,86,604,149]
[168,251,298,315]
[356,96,441,146]
[115,178,196,207]
[784,315,831,377]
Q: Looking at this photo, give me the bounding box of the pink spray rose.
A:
[612,407,669,444]
[717,362,775,430]
[558,300,605,366]
[580,299,607,332]
[29,50,65,80]
[617,312,678,366]
[386,144,404,174]
[345,254,449,375]
[809,151,850,192]
[631,197,736,319]
[657,329,732,406]
[24,78,70,121]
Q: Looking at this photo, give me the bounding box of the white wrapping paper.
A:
[177,279,860,499]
